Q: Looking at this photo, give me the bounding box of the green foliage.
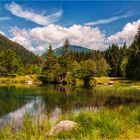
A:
[25,64,42,75]
[105,43,128,77]
[73,59,96,85]
[55,105,140,139]
[75,112,95,135]
[35,56,45,68]
[59,39,74,74]
[0,114,51,140]
[120,58,128,78]
[94,111,122,138]
[96,58,110,77]
[0,49,21,74]
[126,25,140,80]
[42,45,61,83]
[0,49,42,76]
[0,33,36,64]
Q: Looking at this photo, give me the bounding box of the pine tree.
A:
[126,25,140,79]
[105,44,121,77]
[58,39,74,83]
[44,45,58,70]
[61,38,70,55]
[43,45,61,83]
[59,39,73,72]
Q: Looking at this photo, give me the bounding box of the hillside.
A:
[54,45,92,56]
[0,33,36,64]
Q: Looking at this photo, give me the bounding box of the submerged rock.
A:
[49,120,77,136]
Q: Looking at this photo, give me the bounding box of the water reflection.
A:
[0,85,140,126]
[0,96,45,126]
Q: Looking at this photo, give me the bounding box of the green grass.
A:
[0,114,51,140]
[0,105,139,140]
[95,76,140,88]
[0,75,40,87]
[56,105,140,139]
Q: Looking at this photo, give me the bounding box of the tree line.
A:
[0,26,140,84]
[0,49,41,77]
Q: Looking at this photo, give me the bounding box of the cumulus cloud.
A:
[6,2,62,26]
[9,19,140,55]
[108,19,140,46]
[10,24,107,54]
[10,27,35,52]
[85,11,135,26]
[0,16,11,21]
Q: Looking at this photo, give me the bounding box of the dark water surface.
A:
[0,85,140,125]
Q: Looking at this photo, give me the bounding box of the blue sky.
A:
[0,1,140,54]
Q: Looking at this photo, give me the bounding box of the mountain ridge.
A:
[0,33,37,64]
[54,45,92,56]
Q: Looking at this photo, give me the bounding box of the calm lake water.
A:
[0,85,140,125]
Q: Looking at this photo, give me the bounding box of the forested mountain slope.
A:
[0,33,36,64]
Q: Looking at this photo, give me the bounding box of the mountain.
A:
[0,33,37,64]
[54,45,92,56]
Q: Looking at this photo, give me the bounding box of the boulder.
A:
[49,120,77,136]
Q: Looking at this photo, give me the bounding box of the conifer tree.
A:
[59,39,73,73]
[126,25,140,79]
[43,45,61,83]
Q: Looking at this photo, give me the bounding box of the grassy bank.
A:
[0,75,40,85]
[1,76,140,88]
[0,105,140,140]
[95,77,140,86]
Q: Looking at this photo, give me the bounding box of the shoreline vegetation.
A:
[0,75,40,85]
[1,76,140,89]
[0,105,140,139]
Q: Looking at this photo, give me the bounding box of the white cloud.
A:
[85,12,135,26]
[0,16,11,21]
[9,19,140,55]
[6,2,62,26]
[108,19,140,46]
[10,27,35,52]
[10,24,107,54]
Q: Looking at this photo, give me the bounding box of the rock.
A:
[49,120,77,136]
[108,81,115,85]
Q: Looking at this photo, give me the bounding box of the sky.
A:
[0,1,140,54]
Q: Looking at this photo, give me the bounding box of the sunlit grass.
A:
[0,75,40,87]
[0,105,140,140]
[55,105,140,139]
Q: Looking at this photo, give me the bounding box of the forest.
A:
[0,26,140,86]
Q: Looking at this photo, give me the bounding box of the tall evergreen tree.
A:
[61,38,70,55]
[126,25,140,79]
[59,39,73,73]
[43,45,61,83]
[105,44,121,77]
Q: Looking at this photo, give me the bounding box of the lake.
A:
[0,85,140,126]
